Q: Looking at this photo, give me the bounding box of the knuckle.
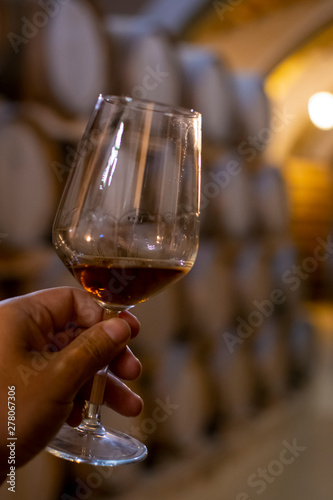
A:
[77,331,110,364]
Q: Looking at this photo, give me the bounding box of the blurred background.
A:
[1,0,333,498]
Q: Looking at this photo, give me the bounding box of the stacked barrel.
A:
[0,2,314,497]
[0,0,112,297]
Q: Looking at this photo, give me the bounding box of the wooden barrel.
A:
[268,238,301,311]
[150,342,213,451]
[179,240,236,343]
[131,285,181,358]
[177,43,237,144]
[17,101,86,142]
[209,328,256,421]
[205,151,256,239]
[0,104,59,249]
[233,241,272,315]
[106,15,181,106]
[1,0,110,117]
[232,72,271,148]
[287,311,315,388]
[252,165,290,235]
[251,318,289,404]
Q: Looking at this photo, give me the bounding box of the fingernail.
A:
[103,318,131,343]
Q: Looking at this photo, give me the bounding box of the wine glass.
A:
[46,95,201,466]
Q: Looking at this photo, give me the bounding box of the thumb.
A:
[54,318,131,396]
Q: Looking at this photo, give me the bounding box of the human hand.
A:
[0,287,143,479]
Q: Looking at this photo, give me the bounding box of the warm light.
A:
[308,92,333,130]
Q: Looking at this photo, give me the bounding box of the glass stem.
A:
[77,309,119,435]
[77,366,108,435]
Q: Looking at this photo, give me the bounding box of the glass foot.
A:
[46,423,148,466]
